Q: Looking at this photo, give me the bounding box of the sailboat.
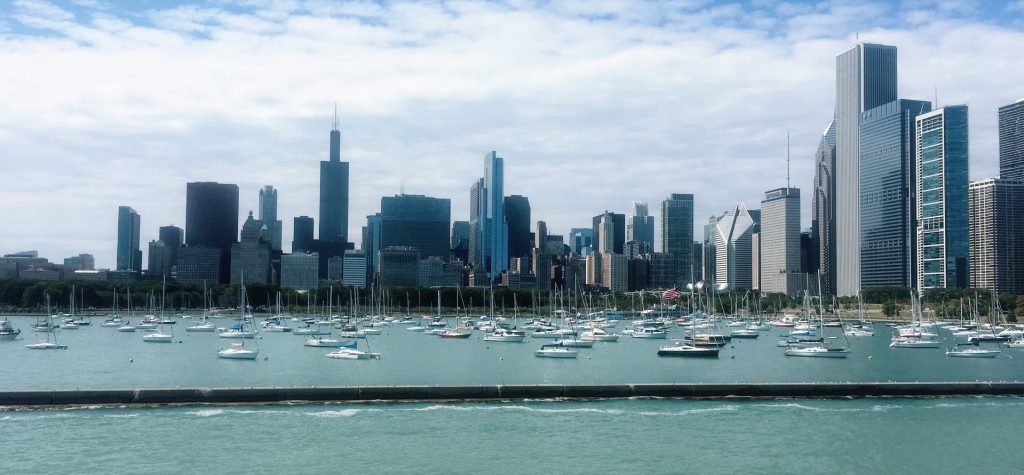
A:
[186,283,216,332]
[785,286,851,358]
[948,293,1002,358]
[26,295,67,349]
[32,295,56,332]
[437,289,471,338]
[142,276,175,343]
[659,282,720,357]
[102,288,125,327]
[218,278,259,360]
[890,291,941,348]
[326,340,382,359]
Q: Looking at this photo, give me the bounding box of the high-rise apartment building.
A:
[661,193,694,285]
[859,99,931,288]
[319,116,349,243]
[916,105,969,291]
[835,43,898,296]
[969,178,1024,294]
[116,206,141,272]
[185,181,239,283]
[281,252,319,290]
[342,251,368,288]
[759,188,802,296]
[999,99,1024,180]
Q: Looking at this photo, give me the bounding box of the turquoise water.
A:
[0,316,1021,390]
[3,397,1022,474]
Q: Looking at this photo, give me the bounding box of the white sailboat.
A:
[218,277,259,360]
[785,286,850,358]
[186,283,216,332]
[142,276,174,343]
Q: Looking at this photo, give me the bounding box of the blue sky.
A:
[2,0,1023,268]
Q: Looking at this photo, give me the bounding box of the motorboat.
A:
[535,344,578,358]
[554,338,594,348]
[186,321,217,332]
[218,342,259,359]
[1005,338,1024,349]
[483,328,526,342]
[305,336,356,348]
[406,325,426,332]
[629,327,669,339]
[0,318,21,340]
[326,348,381,360]
[581,328,619,342]
[729,328,760,339]
[890,337,941,348]
[785,346,850,358]
[657,342,719,357]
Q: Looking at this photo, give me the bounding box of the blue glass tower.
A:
[484,151,508,279]
[916,105,969,291]
[859,99,931,288]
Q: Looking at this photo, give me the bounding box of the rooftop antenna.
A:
[400,180,405,195]
[333,102,339,130]
[786,130,791,189]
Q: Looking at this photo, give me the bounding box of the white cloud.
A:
[0,1,1021,268]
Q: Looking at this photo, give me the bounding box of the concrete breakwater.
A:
[2,382,1023,407]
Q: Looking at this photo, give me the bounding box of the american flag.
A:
[661,287,680,300]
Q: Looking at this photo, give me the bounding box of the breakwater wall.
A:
[2,382,1023,407]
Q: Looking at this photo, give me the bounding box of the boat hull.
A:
[658,347,719,357]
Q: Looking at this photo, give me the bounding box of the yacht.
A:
[785,346,850,358]
[581,328,619,342]
[946,347,1000,358]
[629,327,669,339]
[305,336,355,348]
[186,321,217,332]
[554,338,594,348]
[483,328,526,342]
[219,320,256,339]
[535,344,578,358]
[326,347,382,360]
[437,328,472,339]
[890,337,941,348]
[729,328,760,339]
[217,342,259,360]
[0,318,21,340]
[142,330,174,343]
[657,342,719,358]
[25,340,68,350]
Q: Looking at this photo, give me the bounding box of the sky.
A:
[2,0,1023,269]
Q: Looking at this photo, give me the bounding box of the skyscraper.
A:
[999,99,1024,180]
[713,203,758,290]
[504,195,531,266]
[627,201,655,251]
[258,185,283,252]
[319,114,349,243]
[835,43,898,296]
[859,99,931,288]
[969,178,1024,294]
[292,216,314,253]
[812,121,837,295]
[116,206,141,272]
[916,105,969,291]
[661,193,694,284]
[569,228,593,256]
[760,188,802,296]
[379,194,452,259]
[469,152,509,282]
[230,211,271,284]
[597,213,616,254]
[185,181,239,283]
[485,151,508,278]
[591,212,625,255]
[468,178,485,271]
[450,220,470,262]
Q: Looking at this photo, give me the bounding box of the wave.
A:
[755,402,901,413]
[305,408,383,418]
[411,404,626,415]
[637,405,741,416]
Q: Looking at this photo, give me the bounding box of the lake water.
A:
[0,315,1021,390]
[3,397,1022,474]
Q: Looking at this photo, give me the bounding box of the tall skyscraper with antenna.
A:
[319,106,350,243]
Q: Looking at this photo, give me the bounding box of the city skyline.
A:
[2,1,1024,269]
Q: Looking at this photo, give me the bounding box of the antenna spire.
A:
[786,130,791,189]
[333,102,338,130]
